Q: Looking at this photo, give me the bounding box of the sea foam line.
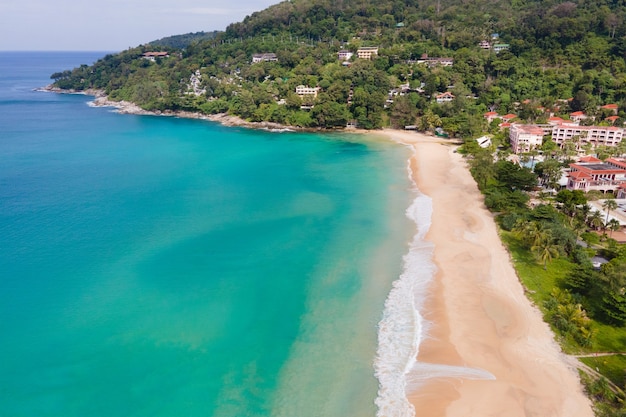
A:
[374,153,495,417]
[374,157,435,417]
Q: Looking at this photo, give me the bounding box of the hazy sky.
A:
[0,0,280,51]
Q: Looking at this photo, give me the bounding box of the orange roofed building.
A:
[601,104,619,115]
[567,157,626,192]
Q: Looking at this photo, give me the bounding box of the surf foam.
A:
[374,181,434,417]
[374,154,495,417]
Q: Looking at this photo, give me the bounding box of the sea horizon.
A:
[0,51,432,416]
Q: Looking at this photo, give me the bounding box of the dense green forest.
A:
[147,31,220,49]
[52,0,626,134]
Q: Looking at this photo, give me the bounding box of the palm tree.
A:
[607,218,621,238]
[588,210,605,230]
[602,198,618,231]
[531,230,560,269]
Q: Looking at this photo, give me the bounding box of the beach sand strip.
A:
[380,130,594,417]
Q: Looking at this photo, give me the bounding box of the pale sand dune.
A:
[379,130,594,417]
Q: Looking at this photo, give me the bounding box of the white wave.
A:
[374,156,495,417]
[374,161,435,417]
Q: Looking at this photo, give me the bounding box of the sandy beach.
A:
[379,129,594,417]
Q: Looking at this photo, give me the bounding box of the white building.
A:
[551,125,624,148]
[435,91,455,103]
[509,124,545,153]
[252,53,278,63]
[357,47,379,60]
[509,123,626,154]
[295,85,320,98]
[338,50,353,61]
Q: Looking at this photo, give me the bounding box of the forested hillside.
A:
[51,0,626,133]
[147,31,219,49]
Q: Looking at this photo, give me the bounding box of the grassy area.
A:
[593,323,626,353]
[500,231,573,305]
[581,355,626,388]
[501,230,626,376]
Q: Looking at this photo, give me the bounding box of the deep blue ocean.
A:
[0,52,416,416]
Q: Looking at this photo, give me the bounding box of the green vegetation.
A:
[50,0,626,132]
[148,31,219,49]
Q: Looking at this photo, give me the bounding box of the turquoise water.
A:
[0,52,415,416]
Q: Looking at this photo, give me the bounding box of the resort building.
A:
[295,85,320,99]
[509,124,545,153]
[551,124,624,148]
[478,40,491,49]
[356,47,379,60]
[510,122,625,154]
[567,157,626,193]
[252,53,278,63]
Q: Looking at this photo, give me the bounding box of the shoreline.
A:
[39,86,595,415]
[378,129,593,416]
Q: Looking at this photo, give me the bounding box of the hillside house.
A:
[295,85,320,99]
[493,43,510,53]
[501,114,517,123]
[252,53,278,63]
[357,47,379,60]
[569,111,588,123]
[142,52,169,61]
[417,54,454,67]
[338,50,354,61]
[484,111,500,123]
[435,92,455,103]
[601,103,619,115]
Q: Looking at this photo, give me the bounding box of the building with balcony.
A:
[509,124,545,153]
[567,157,626,192]
[356,47,379,60]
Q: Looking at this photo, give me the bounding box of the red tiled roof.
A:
[502,113,517,120]
[602,104,619,109]
[568,171,592,180]
[570,111,585,116]
[606,115,620,122]
[578,156,602,163]
[607,158,626,169]
[484,111,498,117]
